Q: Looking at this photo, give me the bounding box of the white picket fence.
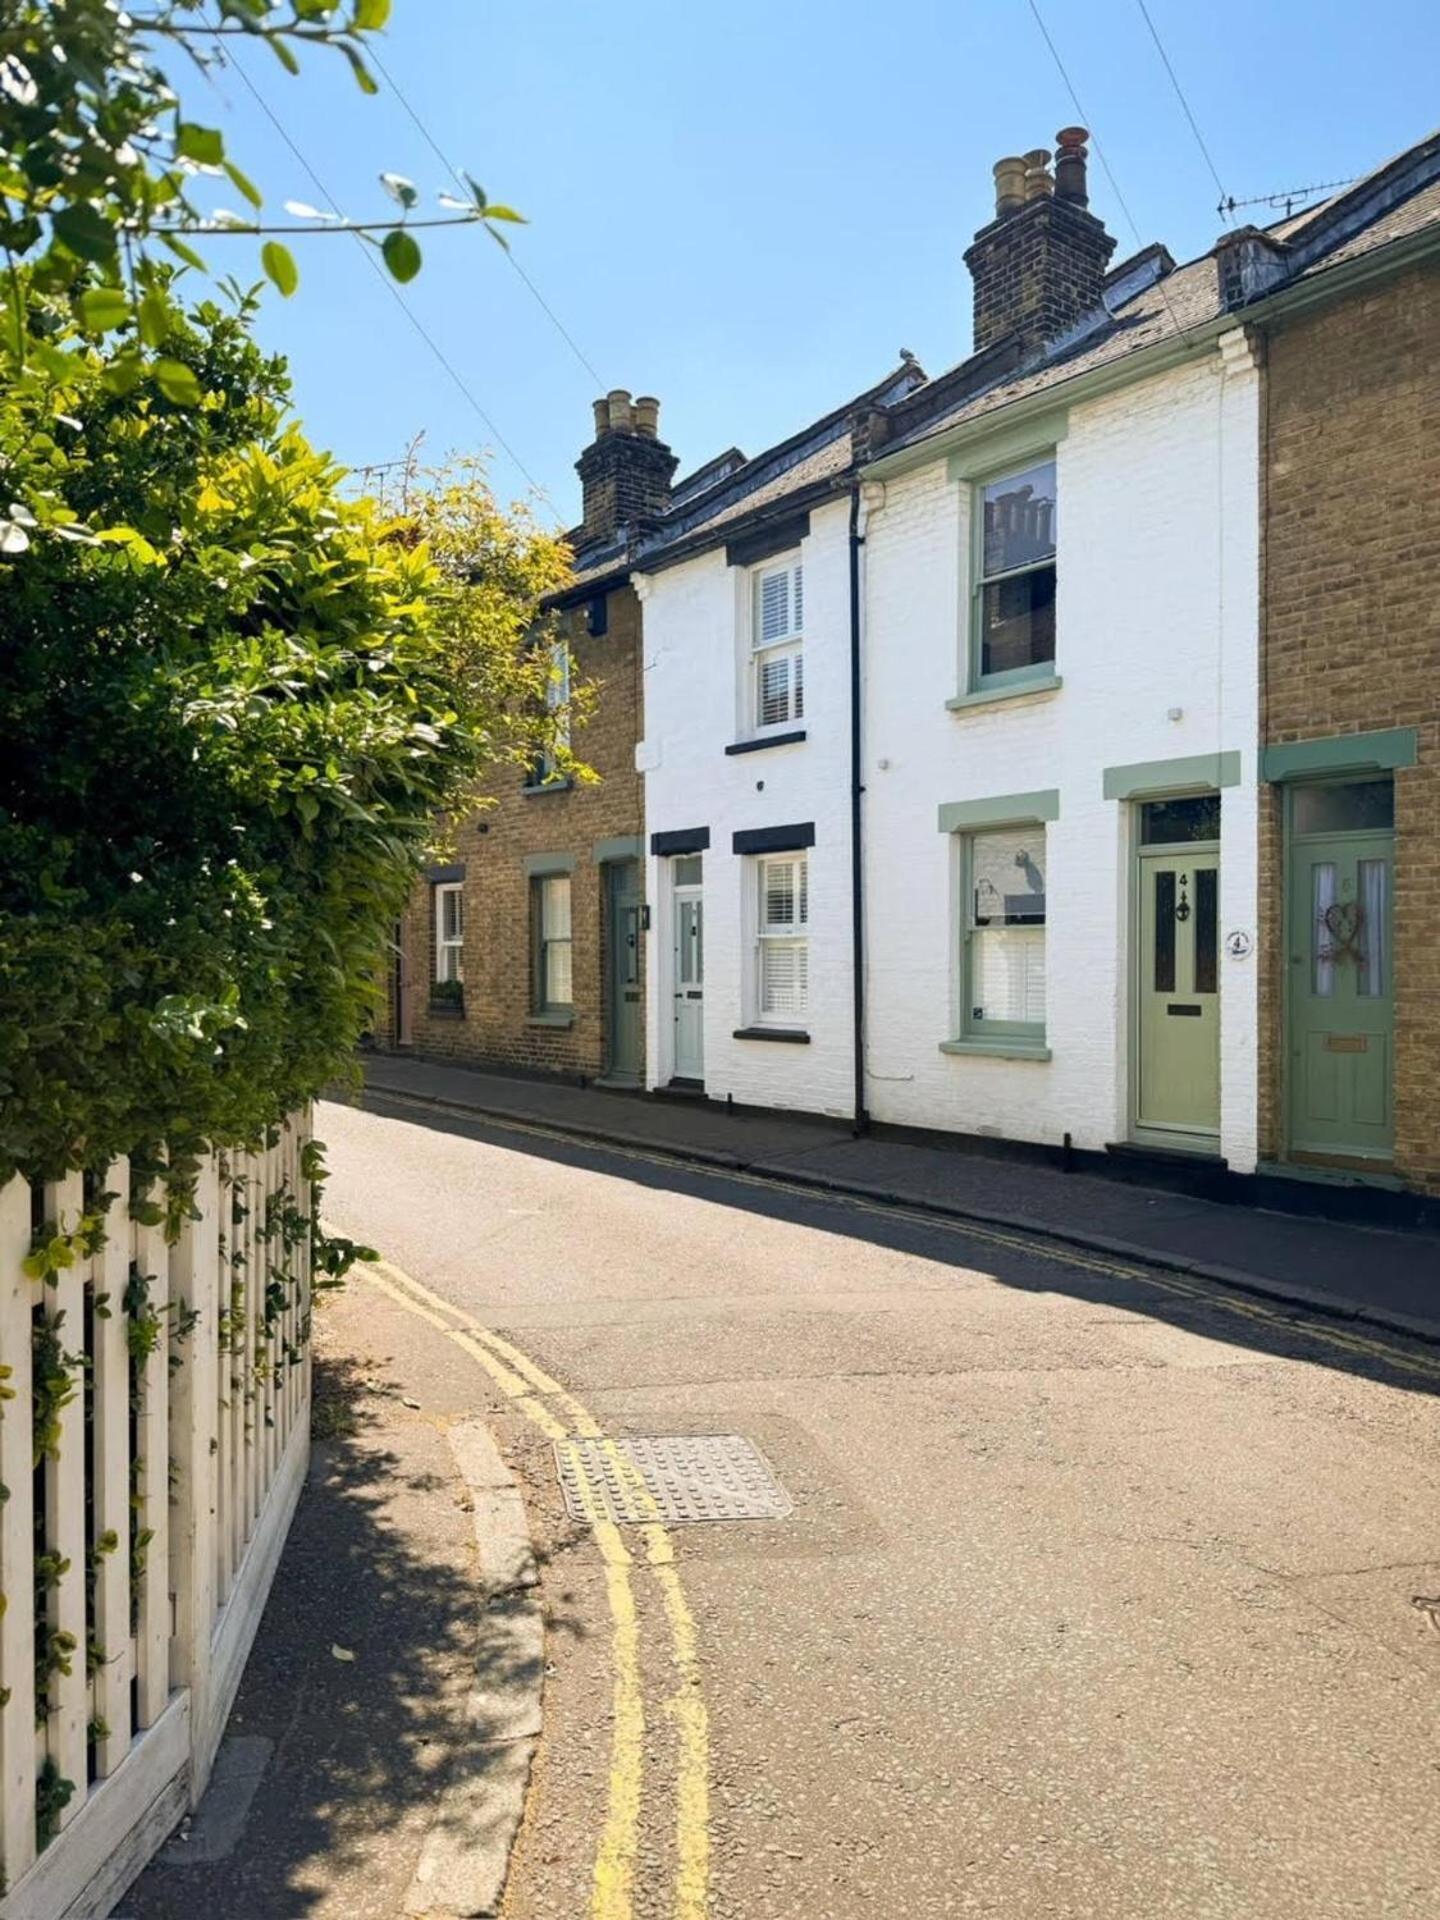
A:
[0,1114,313,1919]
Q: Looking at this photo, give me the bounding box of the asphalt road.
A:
[319,1094,1440,1920]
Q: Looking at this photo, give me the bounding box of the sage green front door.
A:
[1135,841,1220,1141]
[1286,780,1395,1163]
[604,860,644,1085]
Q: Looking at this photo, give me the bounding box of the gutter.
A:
[862,217,1440,485]
[848,482,869,1136]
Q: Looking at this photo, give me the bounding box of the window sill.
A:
[946,673,1062,714]
[526,1010,574,1029]
[725,729,807,756]
[733,1025,810,1044]
[939,1037,1051,1062]
[428,1000,466,1021]
[521,776,575,796]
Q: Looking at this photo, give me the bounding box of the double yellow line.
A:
[361,1256,710,1920]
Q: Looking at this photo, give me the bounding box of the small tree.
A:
[0,7,573,1185]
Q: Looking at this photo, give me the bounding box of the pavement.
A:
[352,1050,1440,1344]
[124,1277,544,1920]
[308,1095,1440,1919]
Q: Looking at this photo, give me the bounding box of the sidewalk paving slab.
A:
[123,1281,541,1920]
[352,1050,1440,1346]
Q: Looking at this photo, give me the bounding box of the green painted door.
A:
[1136,847,1220,1138]
[1287,781,1395,1162]
[605,860,644,1084]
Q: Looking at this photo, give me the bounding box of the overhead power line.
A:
[1132,0,1230,216]
[1022,0,1188,341]
[366,44,608,393]
[217,40,557,512]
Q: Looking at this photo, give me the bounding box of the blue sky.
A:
[192,0,1439,527]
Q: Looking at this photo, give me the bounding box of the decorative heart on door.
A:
[1319,899,1365,964]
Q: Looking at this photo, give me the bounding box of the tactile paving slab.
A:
[553,1433,792,1525]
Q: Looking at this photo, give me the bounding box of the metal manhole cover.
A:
[554,1434,792,1525]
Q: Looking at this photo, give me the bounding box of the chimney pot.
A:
[1054,126,1089,206]
[1023,148,1054,201]
[993,156,1027,218]
[576,388,677,545]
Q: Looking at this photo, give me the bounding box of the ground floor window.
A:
[532,873,573,1013]
[756,852,808,1024]
[962,825,1046,1039]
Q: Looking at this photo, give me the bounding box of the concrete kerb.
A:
[403,1414,543,1920]
[358,1081,1440,1354]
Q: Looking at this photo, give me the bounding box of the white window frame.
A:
[750,554,804,732]
[434,881,464,985]
[536,637,571,783]
[754,851,809,1027]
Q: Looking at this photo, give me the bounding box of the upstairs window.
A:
[537,639,571,782]
[752,557,804,729]
[973,458,1057,687]
[756,853,808,1024]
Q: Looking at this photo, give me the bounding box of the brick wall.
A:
[372,582,646,1082]
[1259,259,1440,1192]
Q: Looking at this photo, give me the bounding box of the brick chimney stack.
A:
[575,389,677,546]
[964,129,1116,355]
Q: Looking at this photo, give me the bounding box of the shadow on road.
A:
[352,1089,1440,1404]
[125,1344,577,1918]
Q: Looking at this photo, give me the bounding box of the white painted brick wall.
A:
[637,496,856,1118]
[863,343,1262,1166]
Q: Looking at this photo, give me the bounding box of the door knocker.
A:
[1318,899,1365,965]
[1175,874,1191,923]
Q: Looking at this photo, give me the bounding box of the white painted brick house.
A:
[861,339,1262,1166]
[634,371,921,1116]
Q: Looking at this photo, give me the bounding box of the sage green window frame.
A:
[950,412,1068,702]
[939,790,1058,1059]
[958,827,1049,1044]
[968,455,1058,693]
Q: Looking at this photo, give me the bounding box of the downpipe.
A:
[848,481,872,1137]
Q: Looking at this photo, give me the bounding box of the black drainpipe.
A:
[848,481,869,1136]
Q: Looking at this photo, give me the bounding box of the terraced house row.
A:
[375,124,1440,1213]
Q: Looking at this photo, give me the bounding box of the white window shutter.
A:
[759,569,789,645]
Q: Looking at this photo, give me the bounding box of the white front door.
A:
[672,859,704,1082]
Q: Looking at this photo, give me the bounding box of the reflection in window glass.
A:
[1140,795,1221,844]
[982,461,1057,576]
[1195,868,1218,993]
[1311,862,1337,997]
[1292,779,1394,835]
[976,459,1057,682]
[672,854,703,887]
[1357,859,1387,999]
[1154,871,1176,992]
[967,826,1046,1029]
